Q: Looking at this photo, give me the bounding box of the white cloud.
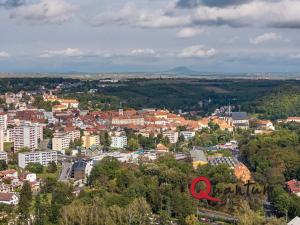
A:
[192,0,300,29]
[10,0,76,24]
[91,2,190,29]
[0,51,10,58]
[129,48,159,57]
[40,48,84,58]
[89,1,300,30]
[250,32,282,44]
[176,27,204,38]
[178,45,216,58]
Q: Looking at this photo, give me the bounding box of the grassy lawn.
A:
[37,165,62,180]
[4,142,13,152]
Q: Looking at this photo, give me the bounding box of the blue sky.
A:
[1,0,300,73]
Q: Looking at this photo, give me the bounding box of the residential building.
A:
[59,99,79,109]
[0,169,18,179]
[162,131,179,144]
[286,117,300,123]
[0,129,4,151]
[0,113,7,130]
[13,123,41,151]
[230,112,249,129]
[0,193,19,205]
[111,116,144,126]
[180,131,195,140]
[190,149,208,169]
[19,172,37,183]
[70,159,87,180]
[111,136,127,148]
[286,179,300,197]
[18,151,57,168]
[82,133,100,148]
[256,120,275,131]
[0,151,7,163]
[52,132,71,151]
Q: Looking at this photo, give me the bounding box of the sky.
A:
[1,0,300,73]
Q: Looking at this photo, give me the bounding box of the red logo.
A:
[189,176,221,202]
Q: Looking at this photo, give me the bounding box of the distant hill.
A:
[166,66,198,74]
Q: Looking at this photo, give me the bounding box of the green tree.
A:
[0,160,8,170]
[46,161,57,173]
[18,181,32,225]
[34,194,45,225]
[43,128,54,139]
[127,138,139,151]
[26,162,43,173]
[100,131,112,148]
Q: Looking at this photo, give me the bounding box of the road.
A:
[59,161,73,181]
[197,208,238,224]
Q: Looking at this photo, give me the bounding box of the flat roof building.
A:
[18,151,57,169]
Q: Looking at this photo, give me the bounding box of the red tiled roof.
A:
[286,179,300,193]
[0,193,15,201]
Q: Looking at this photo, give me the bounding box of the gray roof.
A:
[232,112,248,120]
[190,150,207,163]
[209,157,239,168]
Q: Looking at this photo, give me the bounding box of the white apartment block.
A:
[52,132,71,151]
[4,129,14,142]
[18,151,57,169]
[13,124,41,151]
[180,131,196,140]
[0,113,7,130]
[0,151,7,163]
[0,129,4,151]
[163,131,179,144]
[110,136,127,148]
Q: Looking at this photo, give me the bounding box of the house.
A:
[286,117,300,123]
[71,159,87,180]
[254,120,275,134]
[230,112,249,130]
[286,179,300,197]
[211,118,233,132]
[179,131,195,140]
[288,216,300,225]
[190,149,208,169]
[0,169,18,179]
[19,172,37,183]
[0,193,19,205]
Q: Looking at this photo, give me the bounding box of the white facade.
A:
[13,123,41,151]
[0,193,19,205]
[18,151,57,168]
[163,131,179,144]
[52,132,71,151]
[110,136,127,148]
[0,113,7,130]
[0,151,7,163]
[22,173,37,182]
[180,131,196,140]
[0,129,4,151]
